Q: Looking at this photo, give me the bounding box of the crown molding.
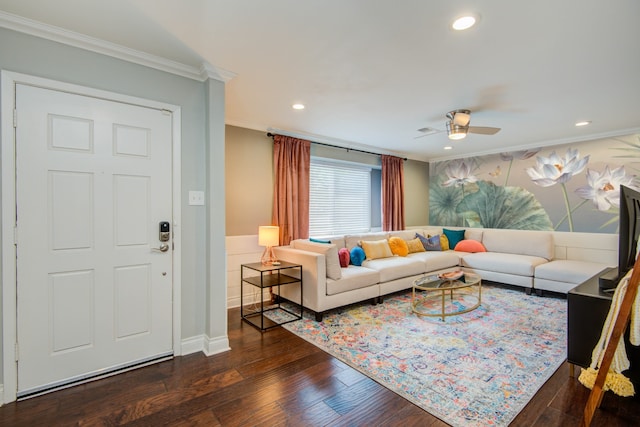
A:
[0,11,235,83]
[199,62,237,83]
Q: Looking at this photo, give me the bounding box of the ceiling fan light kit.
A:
[447,121,468,140]
[444,109,501,140]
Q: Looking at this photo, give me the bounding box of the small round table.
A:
[411,272,482,321]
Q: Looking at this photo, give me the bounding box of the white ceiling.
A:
[1,0,639,162]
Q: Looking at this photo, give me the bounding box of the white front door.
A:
[15,84,174,396]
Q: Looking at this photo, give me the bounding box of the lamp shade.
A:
[258,226,280,247]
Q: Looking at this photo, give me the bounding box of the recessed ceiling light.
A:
[292,103,305,110]
[444,146,453,150]
[575,120,591,127]
[452,15,477,31]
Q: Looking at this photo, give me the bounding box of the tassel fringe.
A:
[578,367,635,397]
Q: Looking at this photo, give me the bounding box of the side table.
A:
[240,261,303,331]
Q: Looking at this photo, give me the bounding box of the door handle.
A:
[152,243,169,252]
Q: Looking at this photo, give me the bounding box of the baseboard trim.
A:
[203,335,231,356]
[181,334,230,357]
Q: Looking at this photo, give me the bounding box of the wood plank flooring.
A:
[1,306,639,426]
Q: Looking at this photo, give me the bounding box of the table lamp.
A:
[259,225,280,265]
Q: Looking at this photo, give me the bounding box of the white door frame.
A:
[1,71,182,404]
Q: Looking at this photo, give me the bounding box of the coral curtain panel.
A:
[272,134,311,245]
[382,155,405,231]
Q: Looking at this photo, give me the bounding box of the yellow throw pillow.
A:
[360,239,393,260]
[440,234,450,251]
[406,237,426,253]
[388,236,409,257]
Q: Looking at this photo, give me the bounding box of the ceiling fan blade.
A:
[468,126,501,135]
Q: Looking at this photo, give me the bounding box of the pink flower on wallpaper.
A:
[575,166,636,211]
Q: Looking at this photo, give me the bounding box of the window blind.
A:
[309,159,371,236]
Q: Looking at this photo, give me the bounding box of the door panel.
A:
[15,84,173,396]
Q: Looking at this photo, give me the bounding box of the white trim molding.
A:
[0,11,236,83]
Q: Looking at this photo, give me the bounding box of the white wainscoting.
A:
[226,234,271,308]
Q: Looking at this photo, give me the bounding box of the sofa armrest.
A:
[273,246,326,312]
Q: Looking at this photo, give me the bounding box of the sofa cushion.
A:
[338,248,350,267]
[406,237,426,253]
[362,256,425,282]
[350,246,365,266]
[461,252,548,276]
[535,260,609,284]
[361,239,394,260]
[345,232,389,250]
[310,238,331,244]
[439,234,450,251]
[443,228,465,248]
[417,233,441,251]
[388,237,409,257]
[388,230,417,241]
[326,266,380,296]
[292,240,342,280]
[455,239,487,253]
[407,251,460,271]
[482,229,554,260]
[465,229,483,242]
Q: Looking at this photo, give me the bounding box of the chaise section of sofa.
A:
[459,228,554,292]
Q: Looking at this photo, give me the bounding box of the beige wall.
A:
[225,126,274,235]
[225,125,431,235]
[404,159,430,227]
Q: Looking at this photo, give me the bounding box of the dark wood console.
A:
[568,271,640,397]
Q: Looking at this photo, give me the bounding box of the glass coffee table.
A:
[411,271,482,321]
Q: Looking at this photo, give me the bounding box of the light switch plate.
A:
[188,190,205,206]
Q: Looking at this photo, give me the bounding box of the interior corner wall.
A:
[0,27,219,384]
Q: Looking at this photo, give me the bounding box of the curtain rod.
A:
[266,132,407,161]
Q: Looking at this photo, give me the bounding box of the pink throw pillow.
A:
[338,248,350,268]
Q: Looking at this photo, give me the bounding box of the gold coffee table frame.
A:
[411,272,482,321]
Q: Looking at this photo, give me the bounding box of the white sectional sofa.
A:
[273,227,614,321]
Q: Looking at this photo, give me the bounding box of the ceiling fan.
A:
[445,109,501,140]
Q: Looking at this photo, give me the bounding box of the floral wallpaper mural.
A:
[429,133,640,233]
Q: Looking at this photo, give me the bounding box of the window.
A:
[309,158,379,236]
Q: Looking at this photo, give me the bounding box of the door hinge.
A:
[14,226,18,245]
[13,109,17,128]
[15,342,19,361]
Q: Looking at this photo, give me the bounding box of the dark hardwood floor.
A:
[1,306,639,426]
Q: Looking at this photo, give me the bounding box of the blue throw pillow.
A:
[310,238,331,244]
[350,246,366,266]
[416,233,441,251]
[443,228,465,249]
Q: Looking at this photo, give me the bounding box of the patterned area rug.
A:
[278,285,567,427]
